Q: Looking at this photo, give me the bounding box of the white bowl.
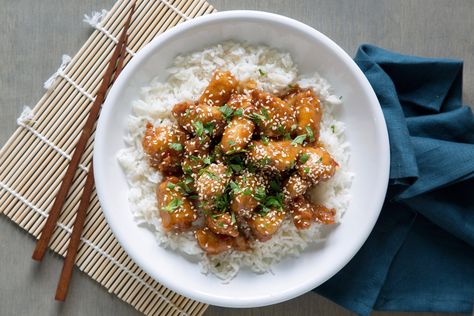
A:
[94,10,389,308]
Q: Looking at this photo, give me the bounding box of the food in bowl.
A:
[118,42,352,280]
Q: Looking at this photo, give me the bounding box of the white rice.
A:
[117,42,353,281]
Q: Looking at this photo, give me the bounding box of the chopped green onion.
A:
[162,198,183,212]
[305,126,315,142]
[219,104,234,121]
[169,142,183,151]
[292,134,307,145]
[193,121,204,137]
[299,153,310,164]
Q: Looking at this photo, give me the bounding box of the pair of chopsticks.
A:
[32,1,136,301]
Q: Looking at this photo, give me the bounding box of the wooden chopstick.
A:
[53,2,135,301]
[32,0,136,262]
[55,163,96,301]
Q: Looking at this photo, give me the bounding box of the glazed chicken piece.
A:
[195,162,232,202]
[181,136,212,175]
[296,146,338,184]
[251,90,296,137]
[236,79,257,94]
[290,196,336,229]
[246,140,301,173]
[226,93,256,117]
[247,209,285,242]
[199,70,238,107]
[232,235,251,251]
[220,117,255,154]
[289,89,322,143]
[282,173,311,203]
[156,176,197,232]
[172,101,226,138]
[195,227,232,255]
[142,123,186,175]
[206,212,239,237]
[230,171,266,219]
[195,227,251,254]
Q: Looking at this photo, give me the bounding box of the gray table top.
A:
[0,0,472,315]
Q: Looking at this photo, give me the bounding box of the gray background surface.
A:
[0,0,472,315]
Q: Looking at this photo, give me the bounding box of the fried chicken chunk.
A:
[142,123,186,174]
[247,140,301,173]
[296,146,338,184]
[220,117,255,154]
[247,209,285,242]
[196,163,232,201]
[230,172,266,219]
[251,90,296,137]
[290,196,336,229]
[199,70,238,107]
[172,101,226,138]
[156,176,197,232]
[206,212,239,237]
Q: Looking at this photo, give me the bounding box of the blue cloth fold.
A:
[314,44,474,315]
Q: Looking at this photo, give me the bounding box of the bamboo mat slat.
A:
[0,1,217,315]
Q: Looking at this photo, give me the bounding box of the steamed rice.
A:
[117,42,353,281]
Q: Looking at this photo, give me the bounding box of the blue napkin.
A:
[314,44,474,315]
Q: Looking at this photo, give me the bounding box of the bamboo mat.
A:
[0,1,217,315]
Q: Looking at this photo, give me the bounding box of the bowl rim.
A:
[94,9,390,308]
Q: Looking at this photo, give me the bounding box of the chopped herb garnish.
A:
[203,170,219,180]
[169,142,183,151]
[254,187,266,202]
[204,122,215,135]
[177,177,193,194]
[305,126,315,142]
[261,136,270,145]
[284,133,292,140]
[234,108,243,117]
[184,108,191,118]
[183,166,192,174]
[261,107,270,119]
[162,198,183,212]
[291,124,298,132]
[269,179,280,192]
[230,164,242,172]
[189,155,200,161]
[227,140,236,146]
[166,182,176,190]
[258,68,266,76]
[242,188,252,195]
[193,121,204,137]
[292,134,307,145]
[214,193,230,211]
[202,156,212,165]
[219,104,234,121]
[265,194,284,210]
[277,125,286,135]
[231,212,236,224]
[259,156,271,166]
[299,153,310,164]
[229,181,240,193]
[251,112,266,124]
[188,195,199,200]
[304,166,310,174]
[339,95,343,100]
[331,125,336,133]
